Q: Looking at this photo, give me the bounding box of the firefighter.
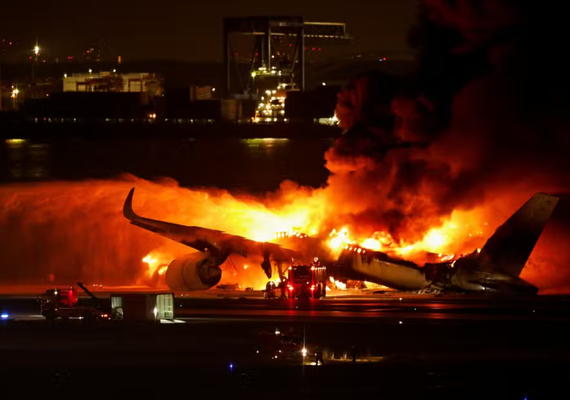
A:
[351,346,359,362]
[279,278,288,299]
[265,281,277,299]
[314,348,324,365]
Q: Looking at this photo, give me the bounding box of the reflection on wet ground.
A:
[0,137,332,192]
[3,139,51,180]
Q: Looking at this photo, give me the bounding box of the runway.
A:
[5,289,570,322]
[4,289,570,323]
[173,294,570,322]
[3,291,570,399]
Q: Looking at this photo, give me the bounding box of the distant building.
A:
[63,71,163,96]
[190,86,215,101]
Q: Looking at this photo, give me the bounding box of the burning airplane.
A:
[123,188,300,291]
[124,187,558,295]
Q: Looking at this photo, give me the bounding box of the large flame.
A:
[141,251,171,280]
[0,174,562,291]
[324,208,489,264]
[329,276,346,290]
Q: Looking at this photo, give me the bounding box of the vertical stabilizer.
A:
[480,193,559,276]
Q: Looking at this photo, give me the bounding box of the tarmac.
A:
[2,288,570,399]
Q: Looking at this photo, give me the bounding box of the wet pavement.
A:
[2,293,570,398]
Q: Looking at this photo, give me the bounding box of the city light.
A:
[10,88,19,99]
[63,74,67,78]
[33,45,40,55]
[88,69,92,74]
[5,139,26,145]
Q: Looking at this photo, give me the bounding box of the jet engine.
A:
[165,252,223,291]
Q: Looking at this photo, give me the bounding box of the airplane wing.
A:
[123,188,300,262]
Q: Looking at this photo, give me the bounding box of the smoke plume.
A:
[320,0,570,288]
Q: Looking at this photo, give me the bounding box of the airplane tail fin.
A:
[480,193,559,277]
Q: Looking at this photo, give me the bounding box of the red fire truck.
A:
[286,260,327,299]
[40,282,110,322]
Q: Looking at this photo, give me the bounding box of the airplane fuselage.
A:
[336,250,430,291]
[336,249,538,295]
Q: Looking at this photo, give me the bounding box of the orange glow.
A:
[127,178,492,287]
[141,250,173,285]
[321,209,491,264]
[329,276,347,290]
[361,238,381,251]
[0,174,561,292]
[142,255,156,266]
[328,228,353,255]
[422,229,447,251]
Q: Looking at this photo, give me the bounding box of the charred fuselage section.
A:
[335,248,538,295]
[334,193,558,295]
[335,249,430,291]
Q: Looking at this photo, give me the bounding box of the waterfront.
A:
[1,136,334,192]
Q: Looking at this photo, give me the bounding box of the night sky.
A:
[2,0,416,63]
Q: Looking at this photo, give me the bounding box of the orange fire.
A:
[329,276,346,290]
[140,250,173,285]
[324,208,489,263]
[130,180,509,289]
[0,172,564,292]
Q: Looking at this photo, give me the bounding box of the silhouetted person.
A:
[265,281,276,299]
[351,346,359,362]
[279,278,288,299]
[314,349,324,365]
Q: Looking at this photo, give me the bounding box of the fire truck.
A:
[286,259,327,299]
[40,282,110,322]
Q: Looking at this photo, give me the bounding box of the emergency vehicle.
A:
[40,282,110,322]
[287,259,327,299]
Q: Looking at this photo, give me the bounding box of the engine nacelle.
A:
[165,252,222,291]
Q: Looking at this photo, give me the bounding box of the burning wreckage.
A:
[124,188,558,295]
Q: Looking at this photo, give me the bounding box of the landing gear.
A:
[261,259,272,279]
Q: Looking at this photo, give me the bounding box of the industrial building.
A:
[224,16,349,123]
[63,71,163,96]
